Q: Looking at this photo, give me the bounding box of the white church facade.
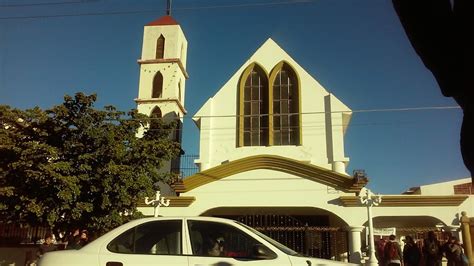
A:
[135,14,473,264]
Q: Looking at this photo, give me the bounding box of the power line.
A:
[0,0,315,20]
[0,9,155,20]
[29,105,461,125]
[142,105,459,120]
[351,106,460,114]
[145,120,440,133]
[0,0,98,8]
[174,0,314,11]
[122,105,462,132]
[105,105,460,122]
[191,105,460,119]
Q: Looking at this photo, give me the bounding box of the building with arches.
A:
[135,15,473,264]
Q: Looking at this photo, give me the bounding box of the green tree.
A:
[0,93,181,233]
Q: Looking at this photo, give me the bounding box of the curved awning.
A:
[173,155,367,193]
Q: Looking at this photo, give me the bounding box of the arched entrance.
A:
[201,207,349,260]
[363,216,453,256]
[369,215,452,242]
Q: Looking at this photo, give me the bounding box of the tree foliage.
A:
[0,93,181,233]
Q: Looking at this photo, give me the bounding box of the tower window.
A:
[149,107,162,130]
[156,35,165,59]
[178,80,182,102]
[152,72,163,98]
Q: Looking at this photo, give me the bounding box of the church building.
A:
[135,14,473,264]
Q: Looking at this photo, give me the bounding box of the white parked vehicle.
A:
[39,216,356,266]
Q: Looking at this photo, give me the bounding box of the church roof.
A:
[146,15,179,26]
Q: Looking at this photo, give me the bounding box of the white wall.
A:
[194,39,351,174]
[141,24,188,65]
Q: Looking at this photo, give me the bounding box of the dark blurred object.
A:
[392,0,474,185]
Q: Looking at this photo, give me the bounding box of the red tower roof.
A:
[146,15,179,26]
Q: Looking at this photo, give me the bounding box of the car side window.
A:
[107,220,182,255]
[187,220,276,259]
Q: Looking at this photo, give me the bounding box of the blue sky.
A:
[0,0,469,194]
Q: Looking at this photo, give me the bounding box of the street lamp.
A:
[359,187,382,266]
[145,190,170,217]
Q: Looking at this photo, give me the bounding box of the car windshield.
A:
[236,221,299,256]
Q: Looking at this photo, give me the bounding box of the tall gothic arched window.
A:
[270,63,300,145]
[239,64,269,146]
[237,62,300,147]
[152,72,163,98]
[156,35,165,59]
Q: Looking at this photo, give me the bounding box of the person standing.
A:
[384,235,403,266]
[445,237,464,266]
[79,230,89,247]
[376,238,387,265]
[403,236,421,266]
[37,233,58,258]
[423,231,442,266]
[66,229,89,249]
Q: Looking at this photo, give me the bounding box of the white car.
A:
[39,216,356,266]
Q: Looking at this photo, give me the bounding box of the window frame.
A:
[152,72,164,99]
[237,61,302,147]
[156,34,165,59]
[238,63,269,147]
[106,219,183,256]
[186,219,277,260]
[268,61,301,146]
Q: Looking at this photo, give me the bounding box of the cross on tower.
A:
[166,0,172,15]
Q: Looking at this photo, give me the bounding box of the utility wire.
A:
[0,0,315,20]
[116,105,462,131]
[0,9,155,20]
[137,105,461,120]
[173,0,313,11]
[144,120,440,132]
[0,0,98,8]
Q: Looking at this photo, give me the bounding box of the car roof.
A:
[131,216,238,223]
[80,216,240,251]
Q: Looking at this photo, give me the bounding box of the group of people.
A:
[376,231,467,266]
[25,228,90,266]
[36,228,89,257]
[63,228,89,250]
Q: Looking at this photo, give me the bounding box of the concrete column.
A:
[332,161,346,174]
[460,211,474,266]
[347,226,364,264]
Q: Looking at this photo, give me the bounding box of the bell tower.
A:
[135,12,188,121]
[135,10,188,174]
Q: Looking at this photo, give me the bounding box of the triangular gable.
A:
[174,155,367,193]
[194,38,351,121]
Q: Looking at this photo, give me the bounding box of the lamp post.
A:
[145,190,170,217]
[359,187,382,266]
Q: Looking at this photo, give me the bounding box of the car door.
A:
[186,219,290,266]
[98,219,189,266]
